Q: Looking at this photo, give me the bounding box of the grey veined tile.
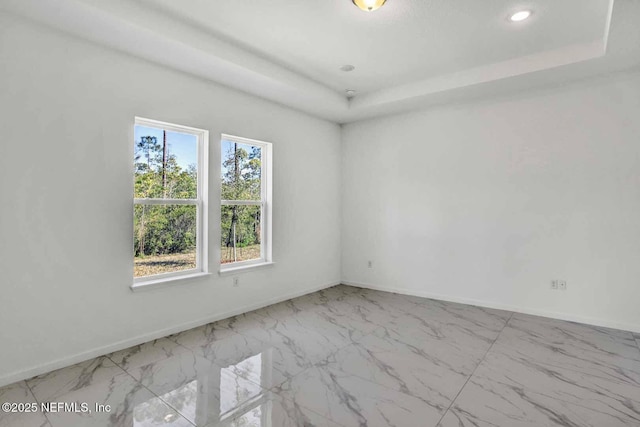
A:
[633,333,640,352]
[391,298,511,343]
[353,288,424,315]
[356,288,513,337]
[371,310,505,364]
[289,286,364,312]
[438,399,637,427]
[168,331,308,390]
[325,328,477,412]
[26,357,126,403]
[292,308,380,341]
[274,365,445,427]
[312,290,414,334]
[204,391,343,427]
[172,329,266,364]
[439,347,640,427]
[42,372,193,427]
[255,291,358,322]
[341,290,512,357]
[0,381,37,406]
[493,313,640,388]
[0,411,50,427]
[504,313,639,357]
[410,298,512,334]
[168,313,275,348]
[0,381,51,427]
[253,299,321,321]
[253,285,367,321]
[125,345,277,426]
[108,338,185,372]
[237,312,367,369]
[23,358,192,427]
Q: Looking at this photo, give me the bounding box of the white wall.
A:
[0,15,341,386]
[342,71,640,332]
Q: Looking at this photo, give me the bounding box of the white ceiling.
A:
[2,0,640,123]
[138,0,610,94]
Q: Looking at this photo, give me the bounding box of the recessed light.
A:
[509,10,532,22]
[340,64,355,72]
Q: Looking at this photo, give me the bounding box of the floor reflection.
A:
[220,396,273,427]
[221,353,263,415]
[133,393,185,426]
[137,349,274,426]
[156,380,198,424]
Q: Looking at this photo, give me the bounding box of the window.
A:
[220,134,272,270]
[133,117,208,284]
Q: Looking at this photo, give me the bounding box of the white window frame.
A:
[133,117,209,288]
[220,134,273,272]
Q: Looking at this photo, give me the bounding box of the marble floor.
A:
[2,285,640,427]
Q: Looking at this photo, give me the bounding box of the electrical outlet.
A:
[550,279,567,291]
[233,277,239,287]
[367,261,373,268]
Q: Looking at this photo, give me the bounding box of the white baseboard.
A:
[0,281,340,388]
[341,280,640,334]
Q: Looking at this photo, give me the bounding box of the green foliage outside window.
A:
[134,134,197,258]
[133,134,263,267]
[221,142,262,263]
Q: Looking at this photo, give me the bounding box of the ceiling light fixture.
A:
[346,89,357,98]
[509,10,532,22]
[340,64,355,72]
[352,0,387,12]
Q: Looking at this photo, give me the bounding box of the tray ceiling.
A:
[2,0,639,123]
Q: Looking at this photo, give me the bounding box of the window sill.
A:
[219,262,275,276]
[131,272,212,292]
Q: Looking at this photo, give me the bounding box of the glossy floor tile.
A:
[23,357,193,427]
[326,328,475,409]
[2,285,639,426]
[438,314,640,427]
[125,348,265,426]
[0,381,50,427]
[203,391,343,427]
[275,364,445,427]
[492,313,640,387]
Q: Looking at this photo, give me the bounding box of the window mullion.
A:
[135,198,199,205]
[221,200,262,206]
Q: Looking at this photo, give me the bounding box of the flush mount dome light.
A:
[510,10,532,22]
[340,64,356,72]
[352,0,387,12]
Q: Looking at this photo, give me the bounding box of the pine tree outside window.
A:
[133,117,209,286]
[220,134,272,270]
